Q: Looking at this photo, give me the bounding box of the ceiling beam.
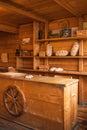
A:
[54,0,81,16]
[0,1,47,23]
[0,24,18,33]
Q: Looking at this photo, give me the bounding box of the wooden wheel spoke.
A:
[16,100,23,110]
[10,87,15,97]
[5,92,12,99]
[8,102,14,110]
[14,102,19,114]
[14,91,19,98]
[12,87,18,97]
[5,100,12,104]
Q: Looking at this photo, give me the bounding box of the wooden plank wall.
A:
[0,32,19,67]
[0,23,33,68]
[19,23,33,44]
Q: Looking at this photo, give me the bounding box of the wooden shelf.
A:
[55,71,87,76]
[16,56,33,58]
[17,68,87,76]
[17,68,34,71]
[35,56,87,59]
[37,36,87,42]
[16,55,87,60]
[17,68,33,71]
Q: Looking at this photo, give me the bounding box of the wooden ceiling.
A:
[0,0,87,33]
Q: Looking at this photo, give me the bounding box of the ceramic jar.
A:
[70,42,79,56]
[46,44,52,56]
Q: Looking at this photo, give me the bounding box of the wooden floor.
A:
[73,105,87,130]
[0,106,87,130]
[0,116,34,130]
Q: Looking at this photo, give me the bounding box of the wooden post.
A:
[44,22,49,39]
[79,40,83,71]
[33,21,39,70]
[44,22,49,68]
[79,40,84,105]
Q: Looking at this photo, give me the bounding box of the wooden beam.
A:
[79,76,84,105]
[53,0,81,16]
[0,24,18,33]
[0,1,47,23]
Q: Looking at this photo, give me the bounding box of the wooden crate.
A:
[0,76,78,130]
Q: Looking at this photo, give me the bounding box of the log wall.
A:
[0,32,19,67]
[0,23,33,68]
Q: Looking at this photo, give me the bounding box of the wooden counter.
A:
[0,73,78,130]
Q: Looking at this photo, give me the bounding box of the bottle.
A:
[15,45,21,56]
[38,30,43,39]
[15,49,20,56]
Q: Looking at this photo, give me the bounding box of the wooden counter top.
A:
[30,75,78,86]
[0,72,78,87]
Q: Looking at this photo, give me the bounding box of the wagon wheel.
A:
[3,85,26,116]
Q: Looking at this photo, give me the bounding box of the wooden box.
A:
[77,30,87,36]
[39,65,49,71]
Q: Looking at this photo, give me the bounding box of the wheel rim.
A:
[3,85,26,116]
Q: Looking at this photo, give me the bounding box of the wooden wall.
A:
[0,32,19,67]
[0,23,33,68]
[49,17,79,30]
[19,23,33,44]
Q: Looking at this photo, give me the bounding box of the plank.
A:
[0,1,47,22]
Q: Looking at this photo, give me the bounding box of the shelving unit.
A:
[16,21,87,105]
[16,56,33,58]
[36,36,87,72]
[16,31,87,75]
[17,68,87,76]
